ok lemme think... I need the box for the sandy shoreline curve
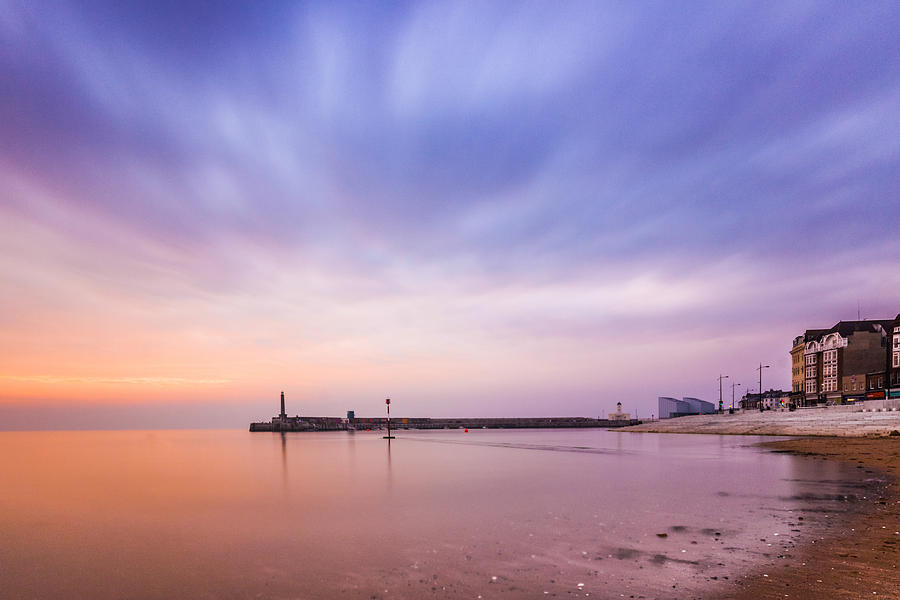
[621,410,900,599]
[709,436,900,600]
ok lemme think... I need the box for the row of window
[807,378,892,393]
[803,347,900,394]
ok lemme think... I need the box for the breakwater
[249,416,641,432]
[621,403,900,437]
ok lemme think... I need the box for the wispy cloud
[1,1,899,423]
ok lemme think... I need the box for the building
[249,391,310,431]
[790,330,826,407]
[740,390,790,410]
[890,314,900,400]
[801,320,892,405]
[790,336,804,400]
[657,396,714,419]
[608,402,631,421]
[682,397,716,414]
[658,397,688,419]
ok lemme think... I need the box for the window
[806,354,817,365]
[894,337,900,351]
[805,381,816,394]
[894,352,900,368]
[843,383,849,392]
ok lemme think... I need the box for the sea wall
[250,416,641,432]
[621,405,900,437]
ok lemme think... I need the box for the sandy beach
[714,436,900,600]
[621,410,900,599]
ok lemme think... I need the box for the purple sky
[1,1,899,429]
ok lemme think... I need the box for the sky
[1,1,899,429]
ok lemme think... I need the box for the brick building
[800,320,892,405]
[790,329,826,407]
[890,314,900,399]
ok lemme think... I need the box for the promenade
[623,402,900,437]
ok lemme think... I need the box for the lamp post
[731,382,741,411]
[757,363,770,411]
[718,374,729,413]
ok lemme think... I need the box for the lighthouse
[280,391,286,422]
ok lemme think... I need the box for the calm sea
[0,428,866,599]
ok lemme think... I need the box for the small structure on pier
[249,392,310,431]
[608,402,631,421]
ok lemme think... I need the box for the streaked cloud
[1,1,898,426]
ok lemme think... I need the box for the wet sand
[716,436,900,599]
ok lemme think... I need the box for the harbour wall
[621,404,900,437]
[249,416,641,432]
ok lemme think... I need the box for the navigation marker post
[383,398,395,440]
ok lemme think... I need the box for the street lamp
[757,363,770,411]
[718,374,729,413]
[731,382,741,411]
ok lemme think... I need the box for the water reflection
[386,436,393,493]
[0,429,869,600]
[280,431,287,492]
